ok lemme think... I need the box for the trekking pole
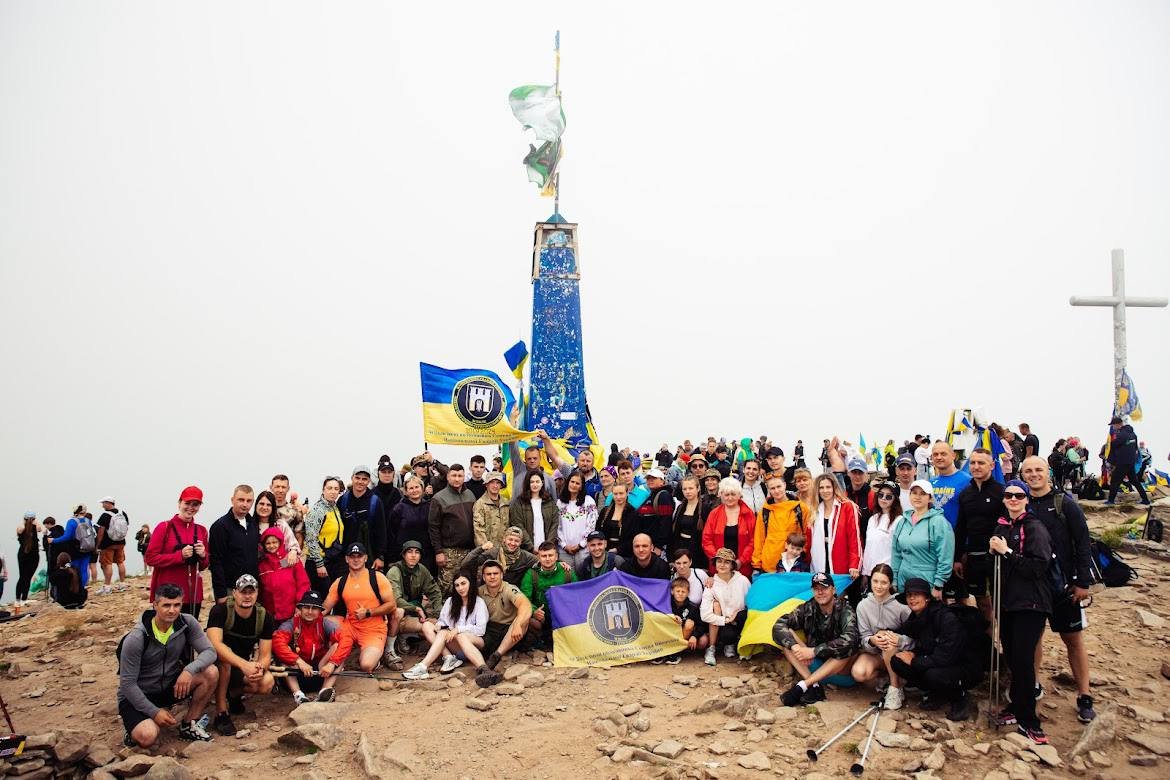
[987,554,1002,728]
[806,704,877,762]
[850,704,884,776]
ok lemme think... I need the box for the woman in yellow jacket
[304,477,345,591]
[752,474,812,576]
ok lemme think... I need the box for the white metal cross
[1069,248,1167,396]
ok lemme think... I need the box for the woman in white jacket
[403,573,489,680]
[851,563,913,709]
[700,547,752,666]
[861,484,901,582]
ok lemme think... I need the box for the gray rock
[632,714,651,732]
[503,664,528,681]
[517,670,545,688]
[465,697,494,711]
[86,744,118,767]
[106,754,161,777]
[22,734,56,751]
[1129,753,1158,766]
[876,731,912,748]
[91,771,118,780]
[277,723,344,752]
[745,728,766,743]
[753,707,775,724]
[179,741,212,759]
[1137,609,1165,628]
[494,683,525,695]
[1087,749,1112,767]
[1125,703,1166,722]
[923,746,945,771]
[1127,731,1170,756]
[568,667,589,679]
[592,719,623,738]
[353,733,380,776]
[722,719,746,731]
[719,676,743,689]
[652,739,685,759]
[620,702,641,716]
[383,739,417,772]
[693,696,727,714]
[143,758,195,780]
[813,700,858,731]
[723,691,772,717]
[1070,707,1117,757]
[8,759,45,776]
[288,702,353,726]
[671,675,699,686]
[1028,743,1062,767]
[610,746,634,763]
[737,752,771,770]
[707,742,729,755]
[238,743,259,753]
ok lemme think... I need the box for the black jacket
[901,600,963,672]
[618,486,674,556]
[1028,490,1092,590]
[1108,424,1139,465]
[387,498,432,565]
[208,511,260,600]
[954,478,1006,558]
[993,510,1053,614]
[618,555,672,579]
[338,489,386,563]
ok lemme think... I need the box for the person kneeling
[700,548,751,665]
[206,575,276,736]
[888,577,975,721]
[386,540,443,666]
[322,542,398,674]
[852,563,912,710]
[774,572,860,706]
[271,589,351,704]
[473,560,532,687]
[404,573,489,679]
[116,583,218,746]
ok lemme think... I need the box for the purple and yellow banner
[547,571,686,667]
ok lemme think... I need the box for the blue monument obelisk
[526,216,590,440]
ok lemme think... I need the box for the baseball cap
[765,447,784,458]
[910,479,934,495]
[903,577,932,596]
[713,547,737,563]
[345,542,368,556]
[1110,416,1124,425]
[646,468,666,480]
[179,485,203,503]
[586,530,606,542]
[847,458,868,473]
[703,471,721,481]
[401,539,423,553]
[411,455,429,468]
[484,471,505,485]
[352,465,372,477]
[377,455,394,472]
[297,590,325,609]
[896,454,914,467]
[100,496,115,504]
[234,574,259,591]
[1005,479,1030,496]
[811,572,835,589]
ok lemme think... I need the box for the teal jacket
[890,507,955,592]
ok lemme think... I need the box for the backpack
[223,599,268,643]
[75,519,97,554]
[107,510,130,543]
[1142,507,1164,544]
[1052,494,1105,594]
[947,603,991,674]
[336,567,386,613]
[1078,477,1104,502]
[1090,540,1138,587]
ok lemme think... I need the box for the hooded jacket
[272,614,351,668]
[144,516,210,605]
[752,499,809,573]
[994,510,1054,614]
[890,507,954,592]
[900,599,963,672]
[386,559,443,619]
[701,500,757,577]
[258,527,311,622]
[856,591,913,653]
[117,610,216,717]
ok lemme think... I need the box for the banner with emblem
[547,570,686,667]
[419,363,535,446]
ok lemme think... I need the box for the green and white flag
[508,84,566,142]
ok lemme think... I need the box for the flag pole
[553,29,561,217]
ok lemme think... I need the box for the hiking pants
[1001,610,1046,730]
[1107,464,1149,504]
[890,657,967,702]
[15,553,39,601]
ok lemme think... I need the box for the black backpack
[336,567,386,612]
[1078,477,1105,502]
[1090,540,1138,587]
[1142,508,1164,544]
[947,603,991,675]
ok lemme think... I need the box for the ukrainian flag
[738,572,853,658]
[547,570,686,667]
[419,363,534,446]
[1148,468,1169,489]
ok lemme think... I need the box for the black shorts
[962,554,992,598]
[118,688,178,732]
[1048,595,1085,634]
[482,622,510,655]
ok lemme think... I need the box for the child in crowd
[258,527,310,623]
[271,590,350,703]
[779,533,809,572]
[661,576,707,665]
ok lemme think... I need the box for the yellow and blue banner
[547,571,686,667]
[503,340,529,382]
[738,572,853,658]
[420,363,534,446]
[1116,369,1143,422]
[1148,468,1169,489]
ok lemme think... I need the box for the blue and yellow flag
[503,341,529,382]
[1116,369,1143,422]
[1148,468,1169,489]
[419,363,534,446]
[738,572,853,658]
[547,570,686,667]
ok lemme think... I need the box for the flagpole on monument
[553,29,562,219]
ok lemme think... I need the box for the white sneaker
[293,691,310,705]
[439,655,463,674]
[704,647,717,666]
[98,586,111,596]
[402,663,429,680]
[883,686,905,711]
[723,644,736,659]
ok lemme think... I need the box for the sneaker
[780,683,804,708]
[945,694,970,722]
[704,647,717,666]
[122,729,136,748]
[883,686,905,711]
[650,657,665,665]
[382,648,404,672]
[292,691,310,705]
[179,719,213,742]
[98,586,112,596]
[439,655,463,674]
[995,708,1018,727]
[402,663,429,680]
[316,687,335,703]
[474,666,502,688]
[1076,694,1096,723]
[212,712,236,737]
[723,644,736,659]
[919,694,942,711]
[1033,683,1044,701]
[227,695,245,715]
[486,652,502,670]
[1018,724,1049,745]
[664,654,682,665]
[799,684,826,705]
[1103,500,1117,506]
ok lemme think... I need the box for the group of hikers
[20,417,1154,751]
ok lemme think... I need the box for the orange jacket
[752,500,811,573]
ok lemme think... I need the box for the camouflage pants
[438,547,470,596]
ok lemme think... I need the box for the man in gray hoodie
[117,583,218,747]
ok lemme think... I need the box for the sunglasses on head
[1004,492,1027,500]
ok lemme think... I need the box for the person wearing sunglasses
[861,483,901,584]
[989,480,1054,746]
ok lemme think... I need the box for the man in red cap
[145,486,211,619]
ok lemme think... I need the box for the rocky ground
[2,497,1169,780]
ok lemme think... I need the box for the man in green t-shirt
[520,541,574,650]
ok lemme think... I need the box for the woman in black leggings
[15,512,41,603]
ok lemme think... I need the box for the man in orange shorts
[322,542,397,673]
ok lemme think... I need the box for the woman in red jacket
[810,474,862,577]
[258,527,309,623]
[701,477,756,577]
[144,485,211,619]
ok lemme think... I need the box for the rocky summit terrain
[2,498,1169,779]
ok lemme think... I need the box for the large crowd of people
[14,417,1160,750]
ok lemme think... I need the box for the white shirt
[530,498,545,548]
[862,511,900,575]
[680,567,710,604]
[897,484,914,514]
[811,500,842,575]
[700,571,751,626]
[437,597,488,636]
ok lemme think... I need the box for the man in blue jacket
[1105,417,1150,505]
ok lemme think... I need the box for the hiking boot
[945,694,970,722]
[316,687,335,703]
[213,712,236,736]
[995,708,1018,727]
[704,647,717,666]
[440,655,463,674]
[474,666,502,688]
[883,686,905,711]
[122,729,136,748]
[402,663,429,680]
[1033,683,1044,701]
[1103,500,1117,506]
[799,684,826,706]
[382,646,404,672]
[292,691,310,705]
[1018,724,1049,745]
[780,683,804,708]
[486,652,502,670]
[179,719,213,742]
[664,654,682,665]
[1076,694,1097,723]
[227,694,245,715]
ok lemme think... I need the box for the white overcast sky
[2,1,1168,562]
